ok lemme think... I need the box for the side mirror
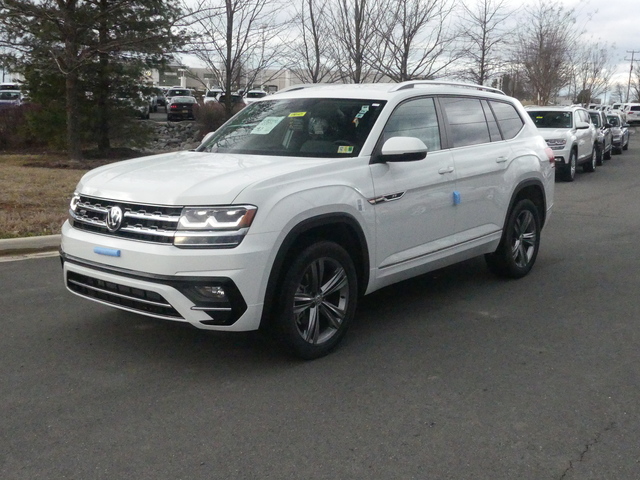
[604,123,612,128]
[375,136,428,163]
[575,121,590,130]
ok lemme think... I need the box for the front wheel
[560,150,577,182]
[485,199,541,279]
[275,241,358,359]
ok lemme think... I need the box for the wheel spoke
[293,292,314,314]
[303,306,320,343]
[321,267,347,297]
[320,300,345,330]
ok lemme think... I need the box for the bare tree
[456,0,513,86]
[515,0,579,105]
[286,0,338,84]
[631,60,640,102]
[329,0,381,83]
[368,0,457,82]
[187,0,286,115]
[569,42,614,105]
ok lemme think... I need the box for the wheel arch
[505,179,548,229]
[259,213,370,328]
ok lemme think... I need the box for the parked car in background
[167,95,197,121]
[588,109,613,164]
[166,87,194,105]
[155,90,167,110]
[526,105,597,182]
[203,88,223,104]
[218,93,246,108]
[611,102,624,111]
[0,90,23,107]
[606,111,630,154]
[61,80,555,359]
[243,90,268,104]
[622,103,640,124]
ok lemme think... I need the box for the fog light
[193,285,227,300]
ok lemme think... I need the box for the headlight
[174,205,257,248]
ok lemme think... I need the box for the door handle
[496,156,508,163]
[438,166,454,174]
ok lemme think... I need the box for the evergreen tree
[0,0,186,159]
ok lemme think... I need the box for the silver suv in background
[606,111,630,154]
[588,109,613,164]
[526,106,597,182]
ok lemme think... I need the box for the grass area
[0,154,92,239]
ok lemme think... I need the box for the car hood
[76,151,336,205]
[535,128,573,138]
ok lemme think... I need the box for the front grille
[70,195,183,244]
[67,271,182,319]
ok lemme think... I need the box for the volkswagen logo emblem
[106,206,123,232]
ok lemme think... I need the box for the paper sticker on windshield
[337,146,354,154]
[251,116,285,135]
[288,112,306,117]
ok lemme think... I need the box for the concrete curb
[0,234,61,257]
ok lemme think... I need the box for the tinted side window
[481,101,502,141]
[382,97,441,151]
[440,97,490,148]
[490,101,524,139]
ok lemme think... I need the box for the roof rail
[390,80,505,95]
[272,84,323,95]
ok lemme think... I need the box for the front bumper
[60,221,276,331]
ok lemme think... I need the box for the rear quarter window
[489,101,524,139]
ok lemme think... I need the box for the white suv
[526,105,597,182]
[61,81,555,359]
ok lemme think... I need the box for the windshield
[607,115,620,127]
[0,91,20,100]
[172,96,196,104]
[198,98,386,158]
[528,111,572,129]
[168,89,191,97]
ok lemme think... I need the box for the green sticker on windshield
[337,146,354,154]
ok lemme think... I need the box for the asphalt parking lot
[1,131,640,479]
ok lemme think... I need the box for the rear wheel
[595,144,603,166]
[485,199,541,279]
[275,241,358,359]
[583,147,596,172]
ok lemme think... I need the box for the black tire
[485,199,541,279]
[604,141,612,160]
[560,150,577,182]
[275,241,358,359]
[583,147,596,172]
[623,140,629,151]
[613,146,622,155]
[595,144,603,166]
